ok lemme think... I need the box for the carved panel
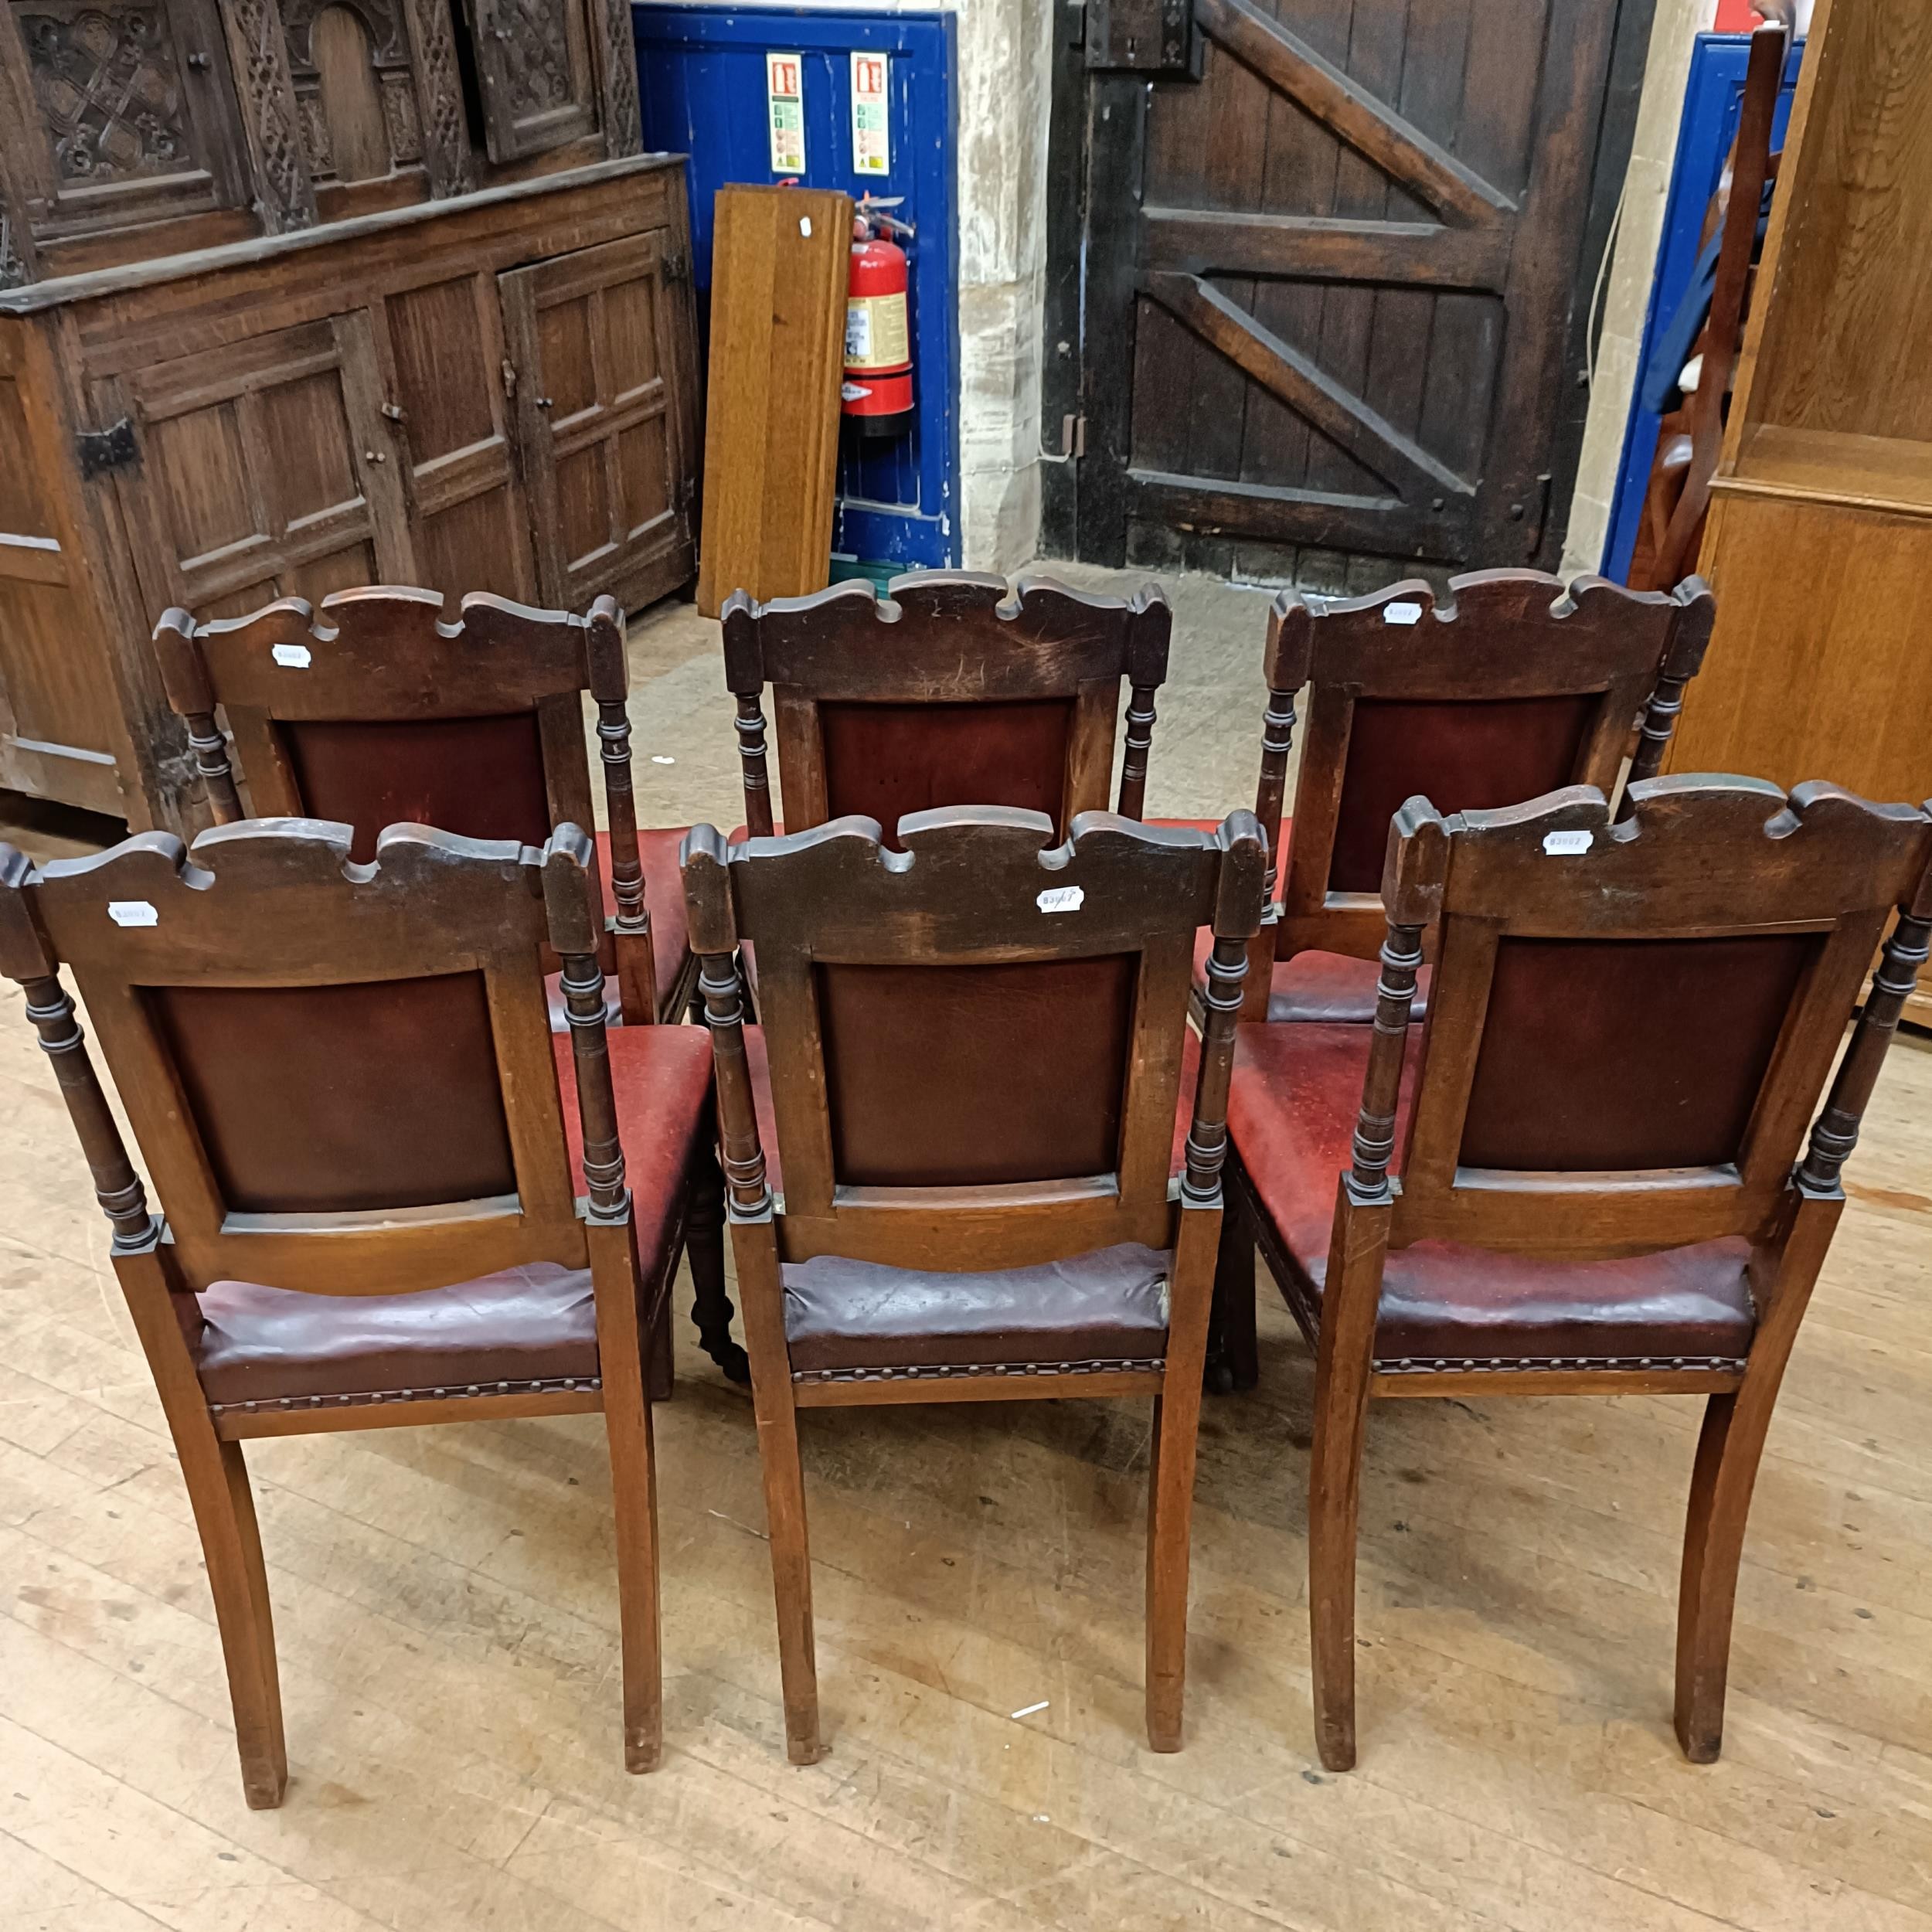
[471,0,595,164]
[379,66,418,159]
[280,0,417,183]
[497,0,571,121]
[219,0,317,230]
[397,0,469,195]
[16,2,196,188]
[0,204,27,286]
[594,0,636,158]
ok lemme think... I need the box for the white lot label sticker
[1037,886,1085,914]
[799,215,812,238]
[109,900,158,927]
[1383,600,1423,625]
[1543,828,1594,855]
[766,52,805,173]
[272,642,311,668]
[851,51,890,175]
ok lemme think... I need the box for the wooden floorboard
[2,571,1931,1929]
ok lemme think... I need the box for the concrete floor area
[3,566,1932,1932]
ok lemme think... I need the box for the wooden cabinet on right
[1665,0,1932,1026]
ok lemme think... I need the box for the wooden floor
[6,570,1932,1930]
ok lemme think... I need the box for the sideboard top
[0,154,686,318]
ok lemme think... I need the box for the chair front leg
[1307,1184,1388,1772]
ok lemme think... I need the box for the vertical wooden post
[151,612,246,825]
[1148,811,1265,1749]
[1625,576,1716,798]
[544,827,662,1770]
[1308,801,1444,1770]
[586,597,660,1023]
[722,594,777,838]
[681,824,821,1761]
[1115,585,1172,819]
[1242,594,1314,1018]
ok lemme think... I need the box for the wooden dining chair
[1213,570,1714,1026]
[1629,19,1788,594]
[0,818,723,1801]
[680,805,1267,1762]
[1218,774,1932,1770]
[722,572,1173,846]
[151,587,697,1027]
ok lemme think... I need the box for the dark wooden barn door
[1050,0,1638,582]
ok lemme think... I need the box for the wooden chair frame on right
[1230,570,1714,1025]
[1219,774,1932,1770]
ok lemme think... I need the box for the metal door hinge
[678,474,696,512]
[76,417,138,478]
[664,248,688,286]
[1086,0,1196,73]
[1043,413,1087,464]
[501,359,518,400]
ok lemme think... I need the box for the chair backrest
[152,585,631,866]
[1359,776,1932,1260]
[0,818,611,1300]
[681,809,1267,1270]
[720,572,1172,849]
[1634,19,1789,593]
[1259,570,1715,968]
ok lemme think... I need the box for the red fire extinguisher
[844,199,914,440]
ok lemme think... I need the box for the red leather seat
[189,1026,714,1416]
[1153,816,1433,1026]
[783,1244,1174,1378]
[1189,928,1434,1025]
[193,1264,600,1410]
[1228,1022,1757,1372]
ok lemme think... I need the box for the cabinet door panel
[372,267,536,603]
[112,311,413,619]
[5,0,251,239]
[0,328,126,814]
[499,230,693,611]
[468,0,597,163]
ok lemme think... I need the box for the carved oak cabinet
[0,0,699,826]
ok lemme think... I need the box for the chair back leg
[685,1129,749,1383]
[1675,1196,1836,1760]
[1208,1184,1260,1394]
[735,1220,824,1764]
[590,1217,665,1772]
[1145,1209,1219,1750]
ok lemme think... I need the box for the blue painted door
[632,5,961,572]
[1600,33,1804,581]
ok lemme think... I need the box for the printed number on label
[271,643,311,668]
[1543,828,1593,855]
[1037,886,1084,914]
[109,900,158,927]
[1383,600,1423,626]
